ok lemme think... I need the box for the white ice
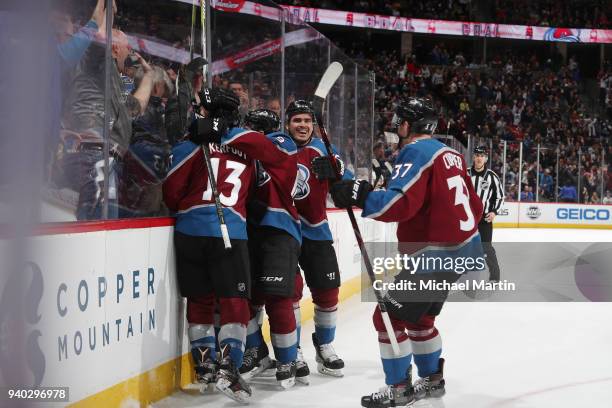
[154,229,612,408]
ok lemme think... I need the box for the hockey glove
[311,155,345,180]
[200,87,240,114]
[189,116,227,145]
[330,179,372,209]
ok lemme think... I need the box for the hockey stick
[198,0,231,249]
[313,62,401,356]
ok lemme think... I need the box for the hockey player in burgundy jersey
[328,98,484,408]
[163,88,298,403]
[285,100,353,382]
[238,109,301,389]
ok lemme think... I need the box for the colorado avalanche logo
[544,28,581,42]
[293,164,311,200]
[0,262,45,387]
[256,161,271,187]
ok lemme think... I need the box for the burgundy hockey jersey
[249,131,301,243]
[163,128,296,239]
[363,138,483,245]
[293,138,353,241]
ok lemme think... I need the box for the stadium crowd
[360,43,612,203]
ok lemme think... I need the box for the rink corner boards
[66,264,362,407]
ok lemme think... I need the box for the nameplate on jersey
[442,152,463,170]
[208,143,247,160]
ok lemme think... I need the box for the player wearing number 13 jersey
[327,97,483,408]
[162,88,297,403]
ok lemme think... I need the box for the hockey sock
[407,316,442,378]
[218,298,249,367]
[219,324,246,368]
[267,296,298,363]
[409,330,442,378]
[378,331,413,385]
[293,302,301,347]
[313,304,337,345]
[245,306,264,349]
[188,324,216,361]
[312,288,339,345]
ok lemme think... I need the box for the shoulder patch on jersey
[306,138,327,156]
[293,163,311,200]
[268,131,297,154]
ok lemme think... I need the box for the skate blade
[242,356,274,380]
[215,378,251,404]
[278,377,296,390]
[316,363,344,377]
[413,397,446,408]
[198,382,216,394]
[258,366,277,378]
[295,375,309,385]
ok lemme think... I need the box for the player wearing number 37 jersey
[327,97,483,408]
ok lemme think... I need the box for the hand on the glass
[92,0,116,35]
[134,52,152,74]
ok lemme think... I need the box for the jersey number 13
[202,158,246,207]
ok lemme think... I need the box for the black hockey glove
[311,155,345,180]
[189,116,227,145]
[200,87,240,114]
[329,179,372,209]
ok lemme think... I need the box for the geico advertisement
[520,203,612,225]
[0,228,179,401]
[556,206,610,222]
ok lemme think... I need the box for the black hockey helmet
[285,99,314,121]
[473,145,488,155]
[244,109,281,134]
[393,97,437,135]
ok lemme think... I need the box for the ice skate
[239,341,274,380]
[361,366,415,408]
[413,358,446,400]
[312,333,344,377]
[215,344,252,404]
[295,346,310,385]
[191,346,217,393]
[258,359,278,377]
[275,360,297,389]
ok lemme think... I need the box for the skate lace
[277,362,293,373]
[371,386,393,402]
[413,377,430,394]
[319,342,339,361]
[242,347,258,367]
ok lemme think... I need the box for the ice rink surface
[154,229,612,408]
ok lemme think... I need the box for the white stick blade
[314,62,343,99]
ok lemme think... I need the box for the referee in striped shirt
[468,146,504,281]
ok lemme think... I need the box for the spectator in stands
[559,185,578,202]
[521,185,535,202]
[539,168,554,198]
[266,97,282,116]
[61,14,155,219]
[229,80,250,115]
